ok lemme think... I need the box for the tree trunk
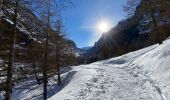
[148,0,158,27]
[5,0,19,100]
[55,18,62,85]
[32,60,41,85]
[57,62,61,85]
[43,1,50,99]
[151,13,158,27]
[43,51,48,100]
[43,27,48,100]
[56,45,61,85]
[0,0,4,22]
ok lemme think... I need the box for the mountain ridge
[84,0,170,63]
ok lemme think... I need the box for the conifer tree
[5,0,19,100]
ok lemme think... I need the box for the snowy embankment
[49,39,170,100]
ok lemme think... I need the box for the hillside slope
[84,0,170,61]
[49,39,170,100]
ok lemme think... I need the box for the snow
[5,18,14,24]
[11,76,62,100]
[17,26,31,35]
[1,39,170,100]
[139,29,151,34]
[49,39,170,100]
[49,64,161,100]
[0,11,4,17]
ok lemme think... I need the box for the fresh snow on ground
[1,39,170,100]
[49,39,170,100]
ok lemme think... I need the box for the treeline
[86,0,170,62]
[0,0,78,100]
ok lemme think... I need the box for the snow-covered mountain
[0,0,80,61]
[0,1,45,43]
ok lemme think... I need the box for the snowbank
[49,39,170,100]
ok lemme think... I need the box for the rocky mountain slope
[84,0,170,62]
[0,0,81,62]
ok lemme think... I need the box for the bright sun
[97,21,111,33]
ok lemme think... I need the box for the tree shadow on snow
[48,71,77,98]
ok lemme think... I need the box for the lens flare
[97,21,111,33]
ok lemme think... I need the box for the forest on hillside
[0,0,80,100]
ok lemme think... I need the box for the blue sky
[61,0,126,48]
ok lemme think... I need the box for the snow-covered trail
[49,62,161,100]
[50,39,170,100]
